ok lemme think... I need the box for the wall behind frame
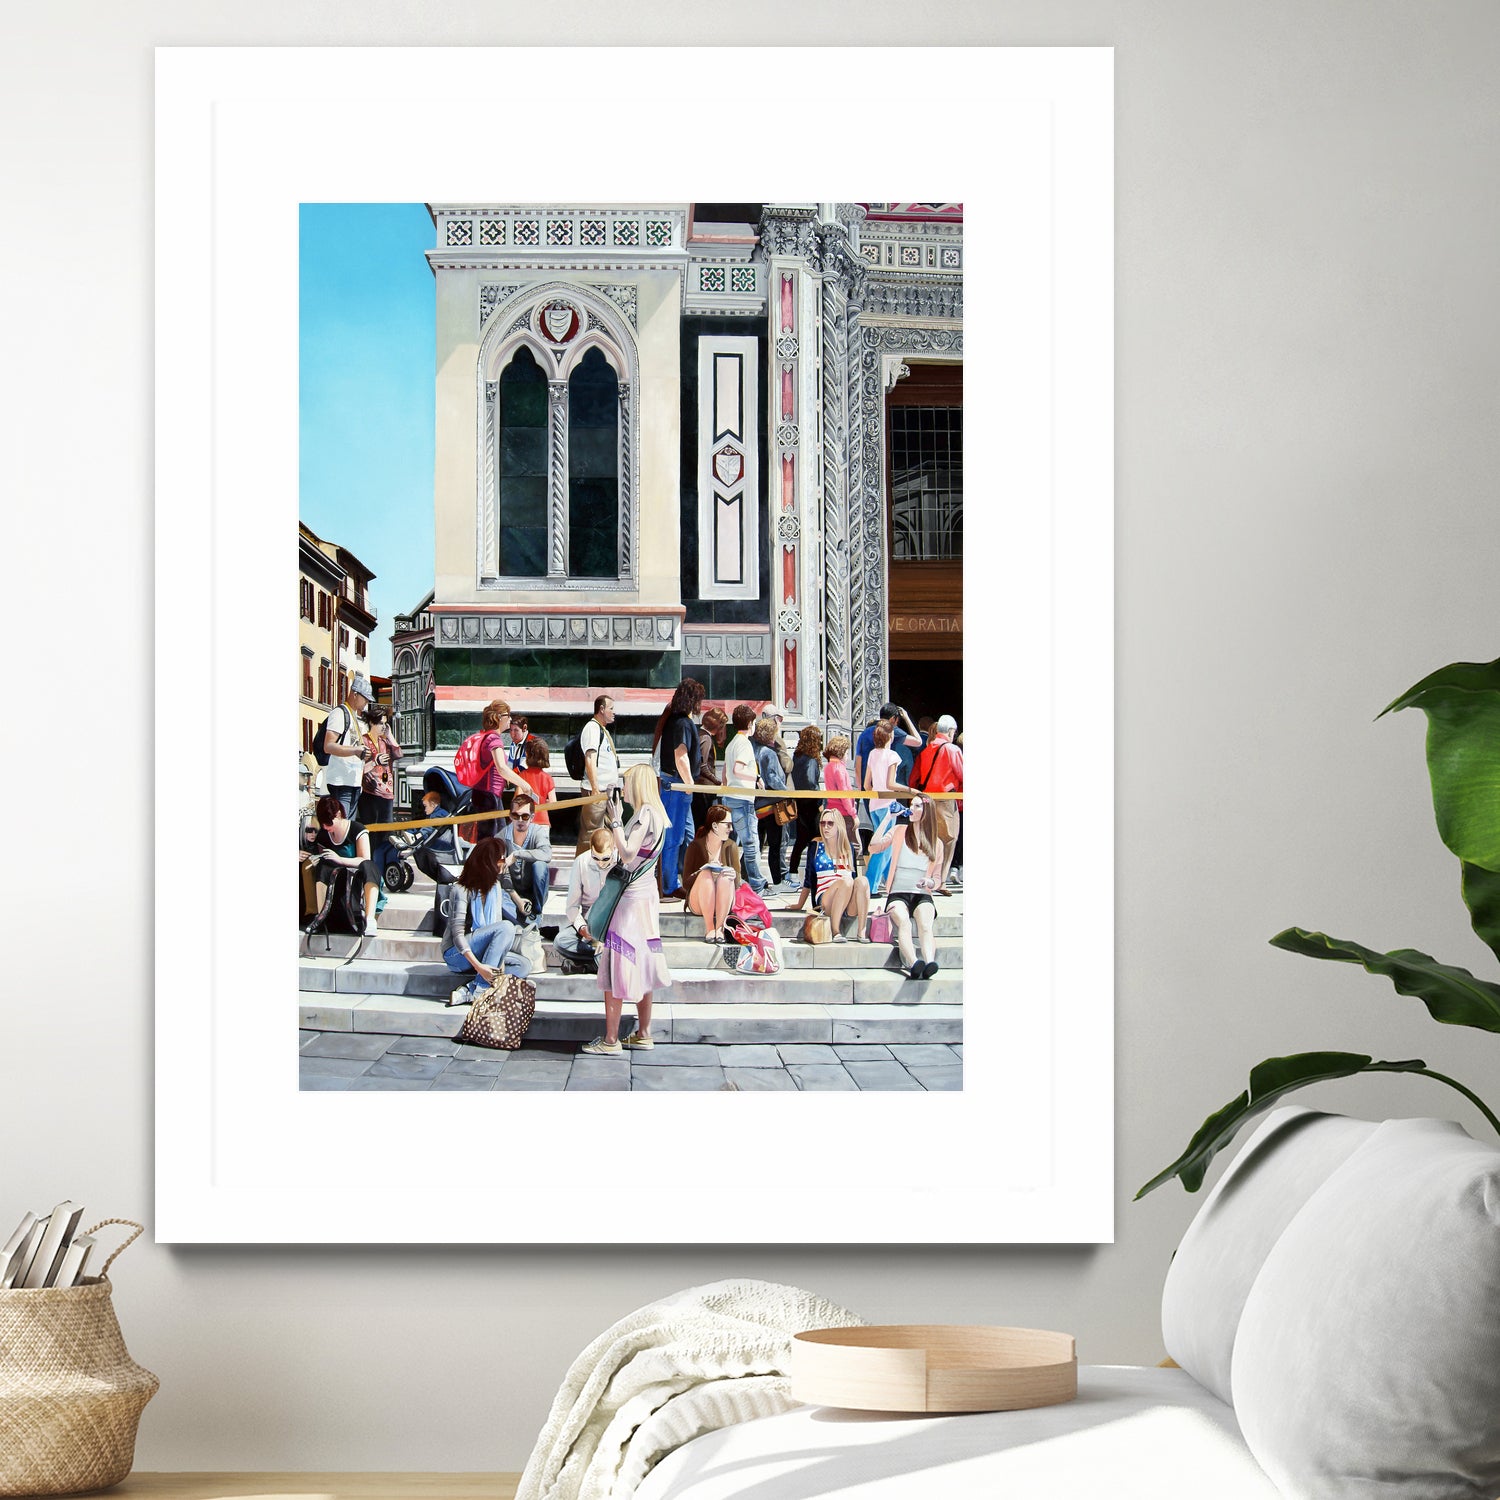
[4,0,1499,1471]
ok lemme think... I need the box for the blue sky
[300,203,434,676]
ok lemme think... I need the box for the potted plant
[1138,658,1500,1198]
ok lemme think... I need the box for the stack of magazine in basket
[1,1201,94,1289]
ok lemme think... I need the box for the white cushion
[1161,1106,1376,1402]
[636,1366,1280,1499]
[1232,1117,1500,1498]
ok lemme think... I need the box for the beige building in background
[299,522,379,752]
[297,522,342,754]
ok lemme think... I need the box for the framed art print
[155,46,1114,1243]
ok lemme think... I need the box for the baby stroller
[381,766,472,893]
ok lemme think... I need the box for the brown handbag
[801,912,833,945]
[455,974,536,1050]
[772,798,798,826]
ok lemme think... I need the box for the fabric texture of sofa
[637,1107,1500,1500]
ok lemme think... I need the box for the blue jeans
[444,920,527,995]
[726,797,768,891]
[325,783,360,817]
[659,775,694,892]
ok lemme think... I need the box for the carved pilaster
[481,380,498,578]
[820,277,853,737]
[548,381,568,577]
[617,382,633,579]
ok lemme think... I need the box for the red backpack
[453,731,491,788]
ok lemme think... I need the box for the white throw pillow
[1160,1106,1375,1403]
[1231,1116,1500,1498]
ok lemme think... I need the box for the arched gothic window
[498,346,549,577]
[478,286,637,590]
[567,347,620,578]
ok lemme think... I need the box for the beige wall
[9,0,1500,1474]
[434,267,682,607]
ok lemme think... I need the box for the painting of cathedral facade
[393,203,963,756]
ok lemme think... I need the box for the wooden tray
[790,1324,1077,1414]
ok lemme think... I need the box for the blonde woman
[583,761,673,1054]
[784,807,871,943]
[867,793,946,979]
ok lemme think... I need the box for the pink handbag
[868,909,894,944]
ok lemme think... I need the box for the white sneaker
[448,983,473,1007]
[364,917,379,939]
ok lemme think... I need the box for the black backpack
[564,722,611,783]
[310,705,350,769]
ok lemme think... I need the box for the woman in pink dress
[582,762,674,1055]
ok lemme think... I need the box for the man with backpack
[320,675,374,817]
[569,694,619,853]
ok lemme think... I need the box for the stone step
[373,888,967,939]
[300,956,964,1007]
[299,991,963,1046]
[302,929,965,972]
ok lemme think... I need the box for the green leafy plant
[1137,658,1500,1198]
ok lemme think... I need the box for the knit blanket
[516,1279,865,1500]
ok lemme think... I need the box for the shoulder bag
[801,911,833,945]
[456,974,536,1050]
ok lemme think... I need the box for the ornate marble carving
[775,334,798,358]
[617,382,633,580]
[863,277,963,321]
[481,381,498,576]
[775,422,799,448]
[595,285,639,329]
[436,613,681,651]
[681,629,771,667]
[776,513,800,542]
[820,279,853,734]
[777,607,802,637]
[548,382,568,577]
[479,284,524,328]
[758,207,818,260]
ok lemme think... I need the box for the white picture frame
[155,45,1114,1244]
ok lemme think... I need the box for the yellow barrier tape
[359,790,608,835]
[353,783,959,835]
[669,784,961,799]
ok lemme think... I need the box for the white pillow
[1160,1106,1376,1403]
[1232,1117,1500,1498]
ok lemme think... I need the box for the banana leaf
[1380,658,1500,873]
[1461,862,1500,966]
[1137,1053,1439,1199]
[1269,927,1500,1033]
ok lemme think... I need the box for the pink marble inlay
[783,642,797,712]
[782,544,797,607]
[781,365,794,420]
[780,272,794,334]
[781,454,795,511]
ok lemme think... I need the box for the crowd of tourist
[300,675,963,1052]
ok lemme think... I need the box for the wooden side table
[100,1477,521,1499]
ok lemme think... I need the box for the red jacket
[912,735,963,810]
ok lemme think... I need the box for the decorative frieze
[436,613,681,650]
[681,629,772,667]
[863,277,963,321]
[435,206,685,258]
[697,336,760,601]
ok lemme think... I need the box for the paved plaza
[299,1032,963,1092]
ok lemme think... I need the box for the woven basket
[0,1221,159,1497]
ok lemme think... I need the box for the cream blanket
[516,1279,865,1500]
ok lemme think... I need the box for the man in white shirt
[553,828,615,973]
[321,675,373,817]
[575,694,620,853]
